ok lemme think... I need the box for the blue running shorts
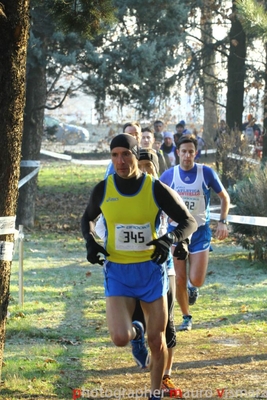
[187,224,212,254]
[103,260,169,302]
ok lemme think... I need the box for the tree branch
[35,86,72,111]
[44,86,71,110]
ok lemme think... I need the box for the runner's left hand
[173,239,189,260]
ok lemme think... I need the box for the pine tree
[81,0,191,118]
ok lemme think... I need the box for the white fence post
[18,225,24,306]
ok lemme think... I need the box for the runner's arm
[81,181,105,241]
[154,180,197,242]
[203,166,230,240]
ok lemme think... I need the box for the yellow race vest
[101,174,160,263]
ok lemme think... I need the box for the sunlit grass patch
[38,163,106,194]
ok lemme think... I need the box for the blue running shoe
[131,321,150,369]
[177,315,192,331]
[188,286,199,305]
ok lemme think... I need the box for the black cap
[110,133,139,159]
[138,148,159,174]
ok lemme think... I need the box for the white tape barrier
[207,148,260,165]
[228,152,260,165]
[206,149,216,154]
[18,160,41,189]
[40,149,72,160]
[18,154,110,190]
[18,167,40,189]
[20,160,40,167]
[40,148,109,165]
[35,148,264,228]
[210,213,267,227]
[71,158,110,165]
[41,147,261,166]
[207,149,260,165]
[210,204,236,211]
[41,148,217,159]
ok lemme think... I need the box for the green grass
[4,231,108,399]
[2,162,267,399]
[35,163,106,232]
[37,162,106,193]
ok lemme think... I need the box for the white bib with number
[170,164,207,227]
[115,222,152,251]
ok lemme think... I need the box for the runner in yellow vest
[81,134,197,400]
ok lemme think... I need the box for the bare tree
[201,0,220,146]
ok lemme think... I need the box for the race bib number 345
[115,223,152,251]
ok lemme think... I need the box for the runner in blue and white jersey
[160,134,230,331]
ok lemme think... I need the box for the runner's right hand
[86,236,109,265]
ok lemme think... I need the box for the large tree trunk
[0,1,30,379]
[201,0,219,147]
[226,3,246,131]
[16,65,47,227]
[16,4,51,228]
[223,2,246,187]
